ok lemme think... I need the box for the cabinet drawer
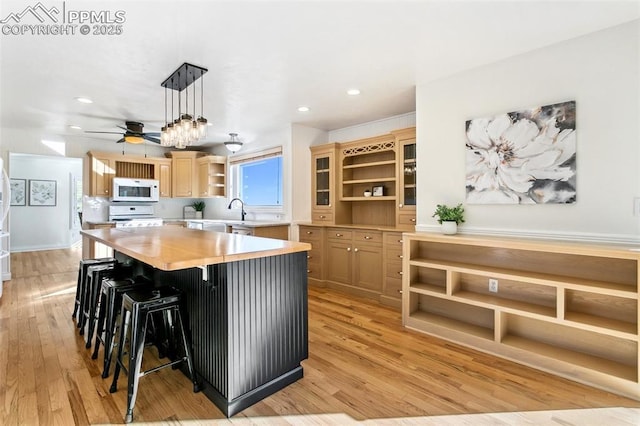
[398,213,417,226]
[353,230,382,245]
[383,232,404,247]
[307,261,322,280]
[299,226,323,243]
[386,261,403,279]
[385,249,404,263]
[312,211,333,223]
[327,228,353,240]
[306,248,323,264]
[384,277,403,298]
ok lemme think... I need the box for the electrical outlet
[489,278,498,293]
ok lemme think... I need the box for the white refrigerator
[0,158,10,298]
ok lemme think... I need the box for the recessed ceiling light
[297,106,310,112]
[347,89,361,96]
[75,97,93,104]
[68,125,82,130]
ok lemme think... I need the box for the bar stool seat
[91,278,152,378]
[110,287,200,423]
[72,258,116,319]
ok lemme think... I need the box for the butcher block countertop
[81,226,311,271]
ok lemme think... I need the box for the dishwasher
[187,221,227,232]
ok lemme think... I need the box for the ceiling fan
[85,121,161,144]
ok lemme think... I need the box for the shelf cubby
[564,289,637,336]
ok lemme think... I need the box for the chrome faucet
[227,198,246,221]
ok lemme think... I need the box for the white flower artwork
[465,101,576,204]
[29,179,57,206]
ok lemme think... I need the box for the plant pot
[441,221,457,235]
[195,211,203,219]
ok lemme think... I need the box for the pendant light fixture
[224,133,243,152]
[160,63,208,148]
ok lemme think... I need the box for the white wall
[328,112,416,143]
[9,153,83,251]
[416,20,639,243]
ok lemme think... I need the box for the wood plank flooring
[1,247,639,425]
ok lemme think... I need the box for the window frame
[228,146,284,213]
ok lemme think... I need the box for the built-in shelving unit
[402,232,640,400]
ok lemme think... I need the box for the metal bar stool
[78,263,116,344]
[91,278,152,378]
[72,257,116,319]
[109,287,200,423]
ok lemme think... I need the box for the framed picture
[372,185,384,197]
[10,179,26,206]
[29,179,57,206]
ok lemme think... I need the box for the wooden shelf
[564,312,637,338]
[342,196,397,201]
[409,310,494,341]
[343,177,396,185]
[409,282,446,295]
[502,335,637,381]
[343,160,396,169]
[403,233,640,400]
[409,258,637,298]
[453,290,556,318]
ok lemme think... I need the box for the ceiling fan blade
[145,132,161,137]
[143,135,161,144]
[85,131,124,135]
[116,125,130,132]
[116,138,126,143]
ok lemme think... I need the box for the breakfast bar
[80,226,311,417]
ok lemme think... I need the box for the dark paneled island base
[117,251,309,417]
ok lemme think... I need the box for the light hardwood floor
[1,247,639,425]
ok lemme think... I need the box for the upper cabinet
[85,151,226,199]
[197,155,227,198]
[392,127,417,228]
[310,144,350,225]
[166,151,227,198]
[309,127,416,229]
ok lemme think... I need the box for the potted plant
[432,203,465,235]
[192,200,206,219]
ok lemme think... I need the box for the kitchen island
[81,226,311,417]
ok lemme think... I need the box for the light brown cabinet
[382,232,404,307]
[155,159,172,198]
[310,144,349,225]
[88,154,114,197]
[197,155,226,197]
[393,128,417,228]
[299,226,325,282]
[324,227,383,299]
[166,151,227,198]
[402,232,640,400]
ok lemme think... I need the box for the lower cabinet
[301,225,399,307]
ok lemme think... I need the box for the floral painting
[465,101,576,204]
[10,178,26,206]
[29,179,57,206]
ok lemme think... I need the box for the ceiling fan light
[124,135,144,144]
[224,133,243,153]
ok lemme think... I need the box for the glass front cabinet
[310,144,337,224]
[393,128,417,228]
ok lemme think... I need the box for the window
[230,147,283,208]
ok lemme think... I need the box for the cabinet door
[326,240,352,284]
[198,160,210,197]
[398,138,417,211]
[92,157,114,196]
[353,244,383,291]
[173,157,194,197]
[312,149,334,215]
[158,162,172,197]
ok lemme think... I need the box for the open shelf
[410,258,637,298]
[343,160,396,169]
[342,196,396,201]
[453,291,556,318]
[408,310,494,341]
[403,233,640,400]
[343,177,396,185]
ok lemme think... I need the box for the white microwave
[111,178,159,202]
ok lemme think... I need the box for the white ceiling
[1,1,638,149]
